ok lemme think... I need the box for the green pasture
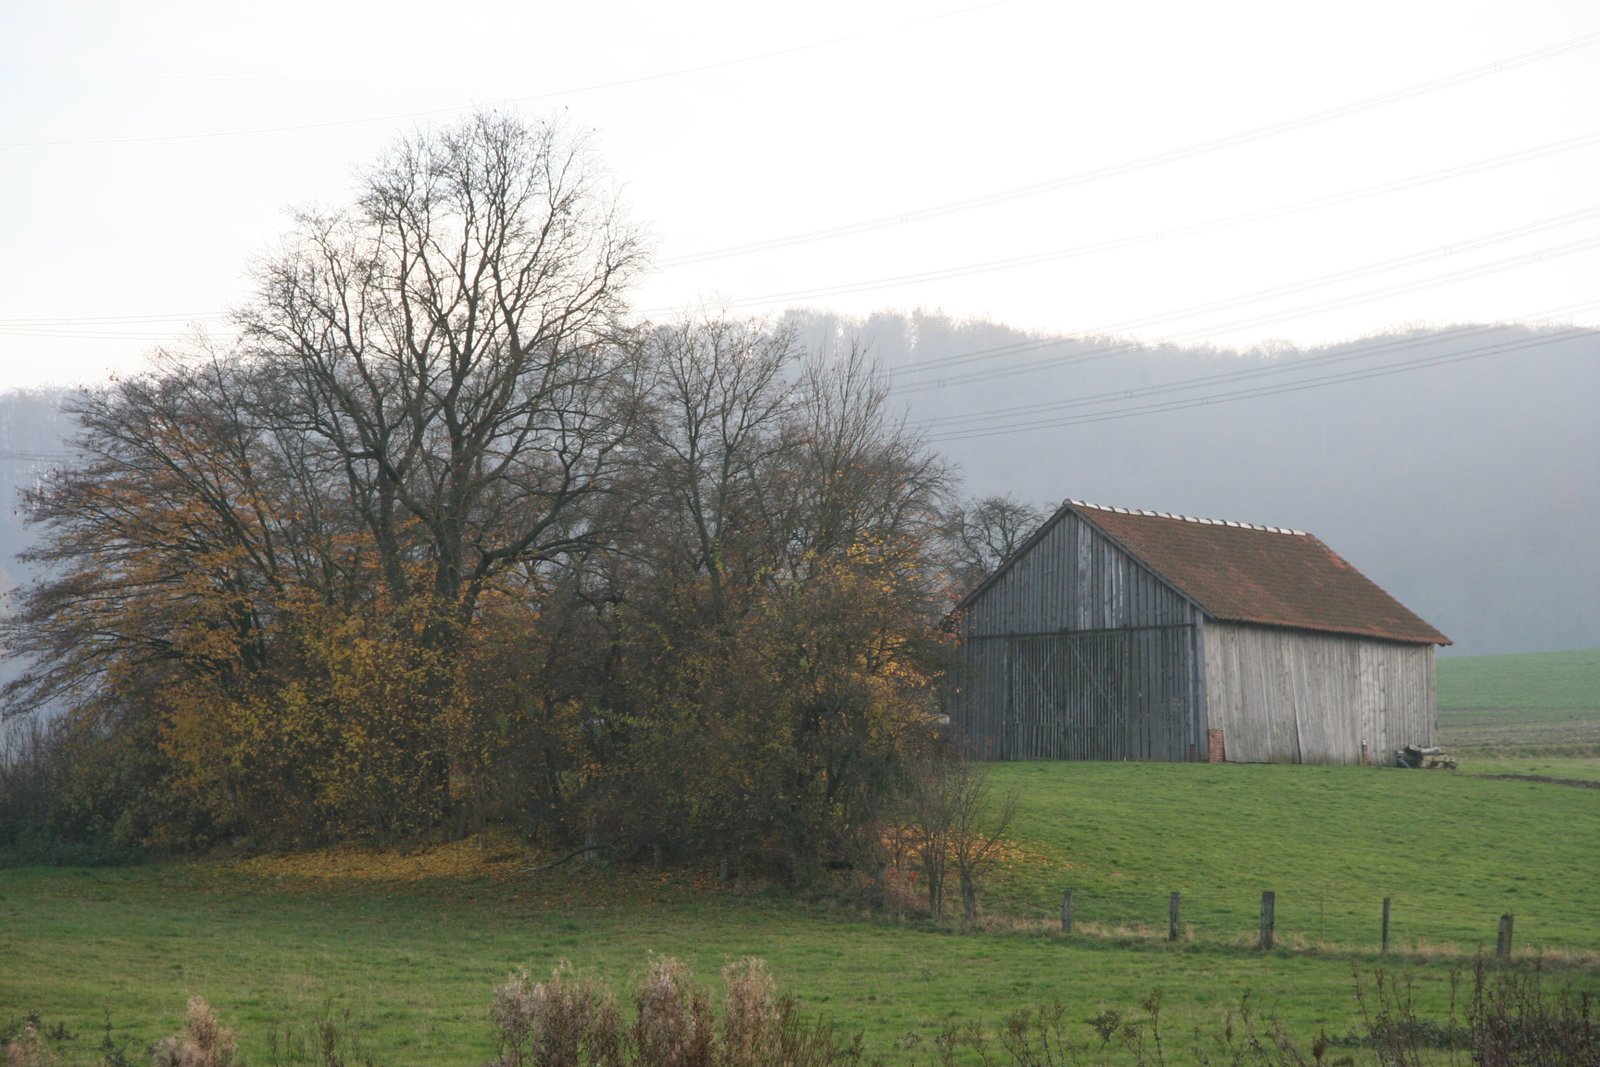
[0,856,1552,1067]
[7,650,1600,1064]
[980,761,1600,954]
[1435,646,1600,711]
[1436,647,1600,763]
[7,758,1600,1064]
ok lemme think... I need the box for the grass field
[0,853,1485,1066]
[982,761,1600,953]
[1436,647,1600,767]
[7,649,1599,1064]
[7,758,1600,1065]
[1436,647,1600,711]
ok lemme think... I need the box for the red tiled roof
[1072,502,1451,645]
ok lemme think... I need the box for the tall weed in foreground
[490,962,624,1067]
[487,956,870,1067]
[150,998,237,1067]
[1468,957,1597,1066]
[631,957,713,1067]
[895,959,1597,1066]
[7,955,1595,1065]
[1348,957,1598,1066]
[4,1014,64,1067]
[717,959,779,1067]
[261,1003,376,1067]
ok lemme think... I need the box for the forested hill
[3,316,1596,657]
[788,311,1599,657]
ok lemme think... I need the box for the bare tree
[903,753,1015,922]
[950,760,1015,923]
[777,343,953,583]
[632,314,799,624]
[941,494,1045,594]
[240,111,648,646]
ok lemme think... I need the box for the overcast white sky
[3,0,1598,391]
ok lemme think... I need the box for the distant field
[1436,705,1600,755]
[7,759,1600,1065]
[1436,646,1600,710]
[1435,647,1600,759]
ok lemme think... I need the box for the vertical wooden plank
[1062,889,1074,933]
[1169,892,1181,941]
[1004,635,1015,761]
[1259,891,1276,950]
[1382,897,1391,953]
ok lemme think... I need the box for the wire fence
[1033,885,1600,959]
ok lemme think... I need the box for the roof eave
[1211,615,1452,646]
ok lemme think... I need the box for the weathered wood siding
[1202,622,1436,764]
[952,510,1207,760]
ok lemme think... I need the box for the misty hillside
[3,317,1596,658]
[789,310,1599,657]
[0,389,76,692]
[0,388,75,586]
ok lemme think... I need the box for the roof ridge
[1068,499,1307,537]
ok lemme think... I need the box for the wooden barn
[948,500,1451,764]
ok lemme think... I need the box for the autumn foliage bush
[157,599,457,846]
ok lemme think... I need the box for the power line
[889,206,1600,378]
[0,312,230,344]
[1063,209,1600,340]
[13,32,1597,343]
[889,227,1600,394]
[927,327,1595,443]
[1,1,1011,149]
[647,130,1600,313]
[76,131,1589,336]
[660,28,1600,266]
[912,303,1600,431]
[0,312,227,325]
[0,327,210,342]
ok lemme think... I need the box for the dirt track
[1484,773,1600,790]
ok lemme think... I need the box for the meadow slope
[6,758,1599,1065]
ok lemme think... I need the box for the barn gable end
[950,505,1209,761]
[951,500,1449,765]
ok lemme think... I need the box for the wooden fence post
[1061,889,1074,934]
[1169,892,1181,941]
[1382,897,1391,954]
[1259,891,1276,950]
[1497,913,1514,959]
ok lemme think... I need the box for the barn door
[1060,630,1131,760]
[1004,631,1136,759]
